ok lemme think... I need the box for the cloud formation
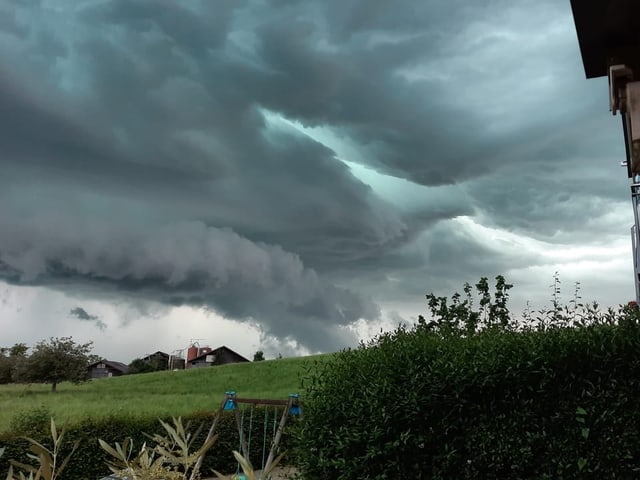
[69,306,106,331]
[0,214,379,350]
[0,0,635,355]
[69,307,98,322]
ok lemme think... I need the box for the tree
[253,350,265,362]
[146,356,169,372]
[9,343,28,357]
[86,354,104,365]
[14,337,93,392]
[0,343,28,384]
[0,353,12,384]
[128,358,155,374]
[127,356,167,374]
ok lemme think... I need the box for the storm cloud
[69,307,98,322]
[69,306,106,331]
[0,215,379,350]
[0,0,635,356]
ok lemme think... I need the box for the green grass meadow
[0,355,330,433]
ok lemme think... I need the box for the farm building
[87,360,129,379]
[141,351,169,364]
[141,350,178,370]
[187,345,250,368]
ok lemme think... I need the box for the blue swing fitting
[289,393,301,415]
[224,391,237,410]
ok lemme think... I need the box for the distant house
[88,360,129,379]
[188,346,250,368]
[141,351,169,364]
[140,351,171,370]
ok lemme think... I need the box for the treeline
[1,340,270,388]
[0,343,27,385]
[0,338,175,388]
[0,337,92,391]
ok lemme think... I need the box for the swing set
[189,391,302,480]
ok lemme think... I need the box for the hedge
[0,406,293,479]
[294,316,640,479]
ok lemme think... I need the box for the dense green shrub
[127,357,168,374]
[0,406,290,479]
[294,277,640,479]
[8,405,52,436]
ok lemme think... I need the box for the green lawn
[0,355,331,433]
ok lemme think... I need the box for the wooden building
[87,360,129,379]
[187,346,250,368]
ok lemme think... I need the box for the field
[0,355,330,433]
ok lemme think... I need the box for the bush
[9,405,52,436]
[128,357,168,374]
[294,277,640,479]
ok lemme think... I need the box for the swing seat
[289,393,301,415]
[224,391,237,410]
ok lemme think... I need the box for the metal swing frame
[189,392,302,480]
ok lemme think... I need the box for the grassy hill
[0,354,330,433]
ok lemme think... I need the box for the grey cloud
[464,132,630,242]
[0,5,29,38]
[69,307,97,321]
[69,306,107,331]
[80,0,236,53]
[0,28,409,258]
[0,216,379,351]
[386,310,410,328]
[0,0,632,352]
[77,0,572,187]
[225,0,599,188]
[327,218,548,310]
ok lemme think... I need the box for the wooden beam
[570,0,640,78]
[233,397,292,406]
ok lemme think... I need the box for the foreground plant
[6,418,78,480]
[99,416,217,480]
[212,450,285,480]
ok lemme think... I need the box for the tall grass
[0,355,329,433]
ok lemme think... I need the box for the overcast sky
[0,0,634,363]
